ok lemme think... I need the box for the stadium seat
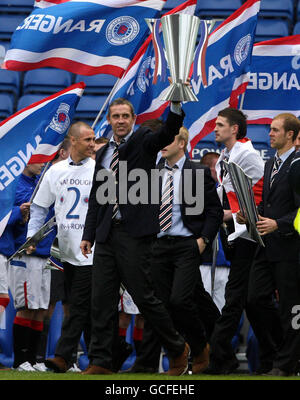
[246,124,270,145]
[162,0,186,13]
[17,94,46,111]
[0,41,9,64]
[0,70,21,100]
[0,0,34,14]
[258,0,294,22]
[0,93,14,120]
[75,74,118,95]
[254,18,290,42]
[293,21,300,34]
[197,0,243,19]
[23,68,73,94]
[74,95,107,125]
[0,14,27,41]
[297,0,300,20]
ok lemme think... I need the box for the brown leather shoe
[81,365,113,375]
[45,356,68,373]
[167,342,190,376]
[192,343,210,374]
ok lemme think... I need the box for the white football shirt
[33,158,95,266]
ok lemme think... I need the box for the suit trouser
[247,247,300,372]
[88,223,186,370]
[135,236,209,369]
[210,237,258,363]
[55,263,92,363]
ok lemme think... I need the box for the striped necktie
[110,141,122,219]
[159,165,178,232]
[270,156,282,188]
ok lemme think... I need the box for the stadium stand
[0,0,34,14]
[74,95,107,125]
[23,68,73,94]
[0,93,14,120]
[197,0,243,18]
[254,18,290,42]
[0,69,20,100]
[17,93,46,110]
[293,20,300,34]
[75,74,118,96]
[258,0,294,23]
[0,14,27,41]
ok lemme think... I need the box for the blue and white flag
[0,82,85,237]
[3,0,166,77]
[184,0,260,155]
[242,35,300,125]
[95,0,197,138]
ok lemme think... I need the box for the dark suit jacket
[82,110,184,244]
[258,150,300,262]
[158,158,223,244]
[288,153,300,195]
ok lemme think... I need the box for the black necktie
[159,165,178,232]
[270,156,282,188]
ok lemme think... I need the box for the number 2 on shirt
[66,187,80,219]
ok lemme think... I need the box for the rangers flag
[0,82,85,237]
[242,35,300,124]
[3,0,166,77]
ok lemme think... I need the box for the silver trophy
[224,161,264,247]
[147,14,200,102]
[161,13,200,101]
[8,215,57,261]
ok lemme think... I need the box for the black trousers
[55,263,92,364]
[247,246,300,372]
[88,223,185,370]
[135,236,219,369]
[210,237,258,363]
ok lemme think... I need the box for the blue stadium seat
[0,41,9,64]
[17,94,46,111]
[75,74,118,95]
[246,124,270,145]
[0,14,27,41]
[23,68,73,94]
[162,0,186,13]
[0,70,21,99]
[197,0,243,18]
[0,0,34,13]
[258,0,294,22]
[74,95,107,125]
[0,94,14,120]
[297,0,300,20]
[254,18,289,42]
[293,21,300,34]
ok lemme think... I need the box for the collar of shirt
[68,156,90,166]
[109,128,134,147]
[275,146,295,164]
[164,155,186,171]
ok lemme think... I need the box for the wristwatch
[200,236,210,245]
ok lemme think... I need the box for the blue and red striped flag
[242,35,300,125]
[3,0,166,77]
[0,82,85,237]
